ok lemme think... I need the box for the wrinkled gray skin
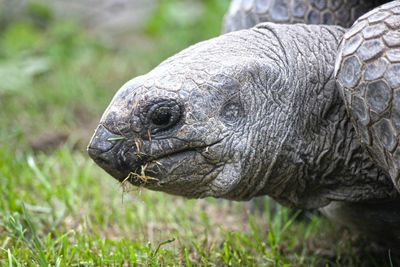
[217,0,400,248]
[88,23,397,207]
[88,1,400,247]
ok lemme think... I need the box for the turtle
[87,0,400,247]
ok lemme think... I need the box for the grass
[0,1,397,266]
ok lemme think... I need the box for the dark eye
[151,106,172,126]
[146,100,182,133]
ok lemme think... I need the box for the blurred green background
[0,1,396,266]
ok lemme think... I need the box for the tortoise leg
[336,1,400,191]
[321,200,400,249]
[222,0,388,33]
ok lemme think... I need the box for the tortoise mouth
[123,147,207,187]
[124,137,224,186]
[88,124,223,187]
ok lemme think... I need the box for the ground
[0,1,398,266]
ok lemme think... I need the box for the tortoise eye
[146,99,182,133]
[151,106,173,126]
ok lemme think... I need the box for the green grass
[0,1,397,266]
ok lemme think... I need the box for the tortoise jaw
[88,124,224,188]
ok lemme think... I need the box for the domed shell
[335,1,400,190]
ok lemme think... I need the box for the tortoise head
[87,41,269,199]
[88,23,347,206]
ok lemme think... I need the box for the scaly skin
[327,2,400,246]
[88,23,398,210]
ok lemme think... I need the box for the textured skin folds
[220,0,400,246]
[336,1,400,191]
[88,23,397,210]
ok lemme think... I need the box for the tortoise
[87,0,400,247]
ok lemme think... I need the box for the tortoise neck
[223,24,397,207]
[262,77,398,209]
[250,24,397,207]
[300,93,397,207]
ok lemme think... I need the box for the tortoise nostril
[88,124,118,154]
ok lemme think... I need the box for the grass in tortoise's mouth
[121,139,223,188]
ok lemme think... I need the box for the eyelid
[139,98,184,135]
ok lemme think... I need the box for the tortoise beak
[87,124,130,180]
